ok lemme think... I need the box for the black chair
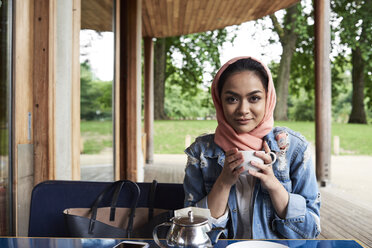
[28,180,185,237]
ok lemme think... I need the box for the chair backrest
[28,180,185,237]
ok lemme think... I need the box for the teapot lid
[174,210,209,227]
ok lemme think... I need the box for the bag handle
[88,180,140,237]
[148,180,158,221]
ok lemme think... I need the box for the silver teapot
[153,210,223,248]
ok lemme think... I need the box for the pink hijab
[212,56,276,151]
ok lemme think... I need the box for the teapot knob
[188,210,194,222]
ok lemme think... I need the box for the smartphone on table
[112,241,150,248]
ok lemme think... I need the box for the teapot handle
[153,222,171,248]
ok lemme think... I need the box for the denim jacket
[183,126,321,239]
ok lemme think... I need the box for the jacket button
[232,209,237,213]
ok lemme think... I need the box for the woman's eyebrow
[247,90,264,96]
[224,90,263,96]
[224,90,239,96]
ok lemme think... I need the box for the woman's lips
[235,118,253,125]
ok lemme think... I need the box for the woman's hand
[248,141,279,191]
[218,148,244,187]
[249,141,289,219]
[207,148,243,218]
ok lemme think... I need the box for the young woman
[183,56,321,239]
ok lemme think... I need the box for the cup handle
[269,151,277,165]
[153,222,171,248]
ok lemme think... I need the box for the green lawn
[80,120,113,154]
[275,121,372,155]
[80,120,372,155]
[0,128,9,156]
[154,120,218,154]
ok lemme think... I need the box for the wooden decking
[318,187,372,248]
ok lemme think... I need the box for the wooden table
[0,237,365,248]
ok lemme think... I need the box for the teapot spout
[207,227,225,245]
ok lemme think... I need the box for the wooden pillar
[144,37,154,164]
[71,0,81,180]
[314,0,331,186]
[114,0,120,181]
[33,0,56,184]
[13,0,35,235]
[117,0,142,181]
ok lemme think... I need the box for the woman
[183,56,321,239]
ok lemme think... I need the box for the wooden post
[333,136,340,155]
[114,0,120,181]
[14,0,39,236]
[144,37,154,164]
[33,0,56,184]
[314,0,332,186]
[117,0,142,181]
[71,0,81,180]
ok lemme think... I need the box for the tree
[154,38,167,120]
[80,61,107,120]
[331,0,372,124]
[269,3,309,120]
[153,29,235,120]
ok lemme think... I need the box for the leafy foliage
[165,30,232,95]
[80,61,112,120]
[288,3,315,98]
[270,0,372,123]
[331,0,372,110]
[164,83,214,119]
[288,89,315,121]
[155,29,236,119]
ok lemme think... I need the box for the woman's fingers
[225,149,243,169]
[263,141,270,153]
[220,148,244,186]
[248,167,262,178]
[250,160,266,171]
[234,165,245,175]
[254,151,272,164]
[225,148,238,156]
[230,156,244,171]
[255,141,274,164]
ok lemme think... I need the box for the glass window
[80,1,114,181]
[0,0,13,236]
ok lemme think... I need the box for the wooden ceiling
[81,0,299,37]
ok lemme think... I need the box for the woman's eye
[249,95,261,102]
[226,96,238,103]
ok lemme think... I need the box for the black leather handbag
[64,180,140,238]
[132,180,173,238]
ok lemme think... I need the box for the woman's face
[221,70,266,134]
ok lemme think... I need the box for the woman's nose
[237,100,250,115]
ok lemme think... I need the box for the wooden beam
[314,0,331,186]
[118,0,142,181]
[33,0,56,184]
[144,37,154,164]
[13,0,35,236]
[71,0,81,180]
[114,0,120,180]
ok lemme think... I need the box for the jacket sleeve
[273,144,321,239]
[183,146,208,207]
[183,146,230,231]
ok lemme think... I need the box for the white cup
[238,150,277,173]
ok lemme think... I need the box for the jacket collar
[264,129,280,153]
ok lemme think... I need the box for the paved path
[80,153,372,209]
[326,155,372,210]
